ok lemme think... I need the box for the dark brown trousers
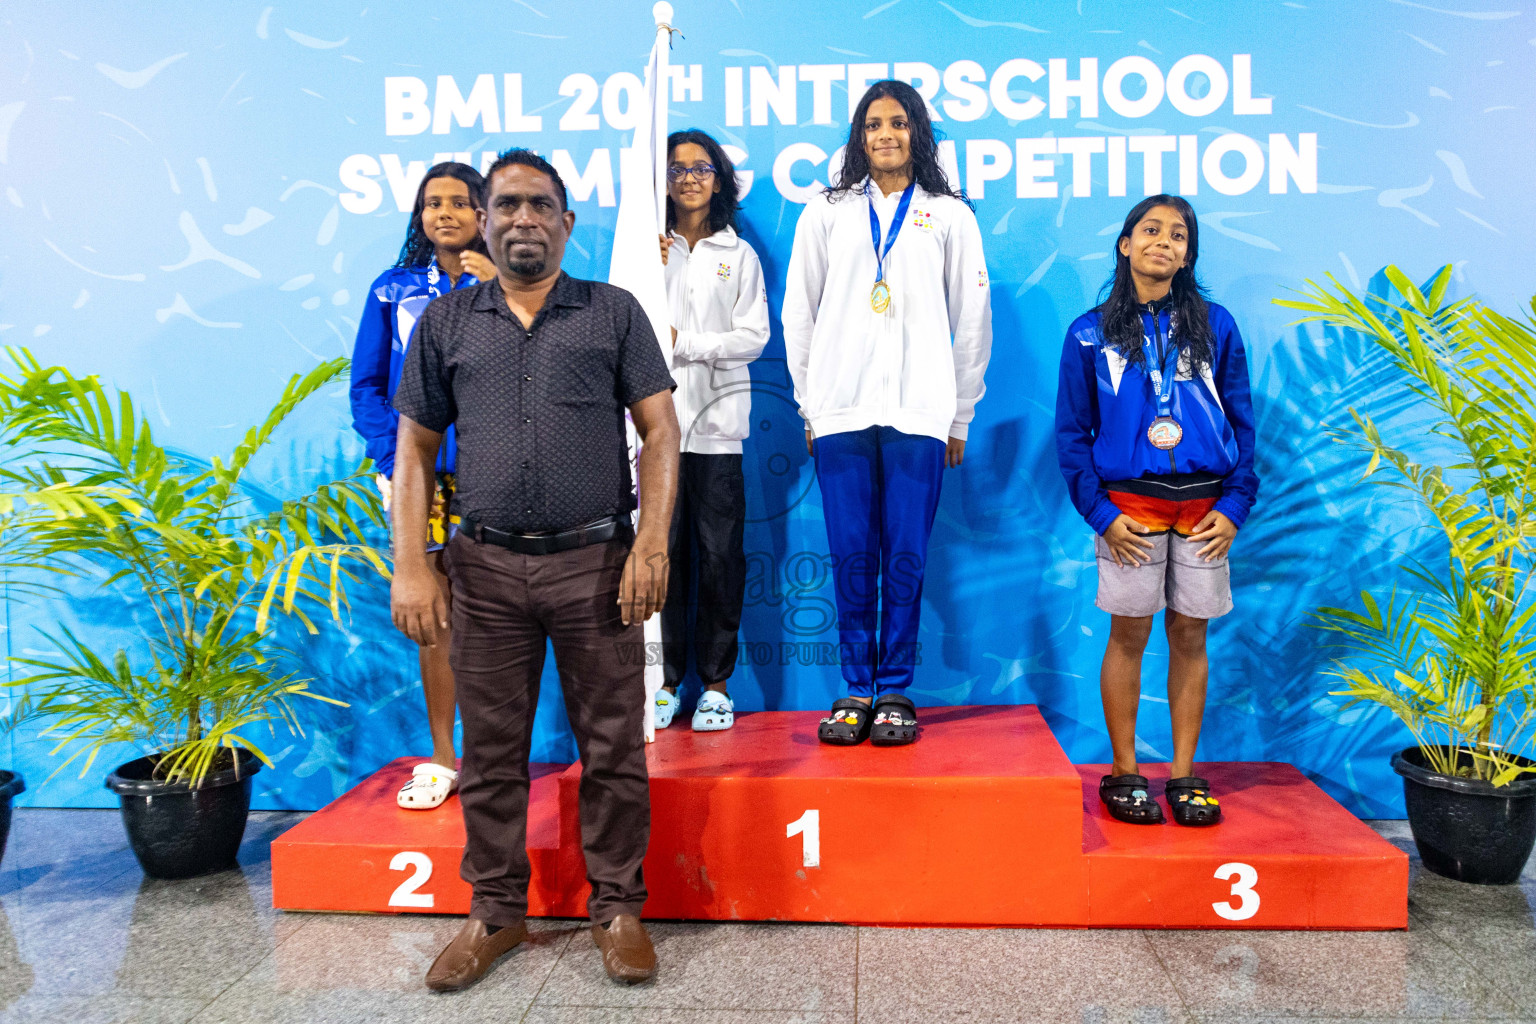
[442,530,650,926]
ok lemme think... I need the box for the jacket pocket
[694,361,753,440]
[806,325,879,417]
[897,318,957,416]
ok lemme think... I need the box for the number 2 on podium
[1212,861,1259,921]
[389,851,435,908]
[786,809,820,868]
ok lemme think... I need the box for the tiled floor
[1,810,1534,1023]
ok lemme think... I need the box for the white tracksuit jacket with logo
[782,180,992,443]
[664,225,770,455]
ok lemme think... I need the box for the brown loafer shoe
[425,917,529,992]
[591,914,657,984]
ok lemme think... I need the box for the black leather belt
[460,514,630,556]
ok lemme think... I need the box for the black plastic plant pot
[0,770,25,867]
[1392,746,1536,885]
[105,753,260,880]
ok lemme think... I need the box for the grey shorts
[1095,532,1232,620]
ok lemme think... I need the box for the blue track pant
[814,426,945,698]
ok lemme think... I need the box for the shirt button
[524,417,530,423]
[524,375,532,381]
[525,507,533,514]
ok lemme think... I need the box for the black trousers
[444,532,650,925]
[661,453,747,686]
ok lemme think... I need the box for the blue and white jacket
[1055,300,1259,535]
[349,261,477,477]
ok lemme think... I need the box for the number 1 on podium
[786,809,821,868]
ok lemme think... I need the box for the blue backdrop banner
[1,1,1533,815]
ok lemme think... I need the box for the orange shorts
[1106,490,1217,537]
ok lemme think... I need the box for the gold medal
[1147,415,1183,450]
[867,182,913,317]
[870,280,891,314]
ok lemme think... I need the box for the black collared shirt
[392,272,675,533]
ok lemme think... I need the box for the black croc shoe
[1166,776,1222,826]
[1099,773,1165,825]
[818,698,872,745]
[869,694,918,746]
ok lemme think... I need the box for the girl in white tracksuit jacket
[654,129,770,734]
[783,81,992,747]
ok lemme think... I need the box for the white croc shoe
[692,691,734,732]
[654,688,679,729]
[398,762,458,810]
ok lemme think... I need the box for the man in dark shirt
[391,149,679,991]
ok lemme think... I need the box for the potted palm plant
[1282,266,1536,884]
[0,348,387,879]
[0,405,134,866]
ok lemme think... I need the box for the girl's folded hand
[1103,514,1156,567]
[1187,510,1237,562]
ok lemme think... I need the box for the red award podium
[271,705,1406,929]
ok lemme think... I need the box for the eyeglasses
[666,163,716,182]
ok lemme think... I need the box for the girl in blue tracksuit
[350,161,493,810]
[1055,194,1258,828]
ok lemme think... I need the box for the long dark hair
[828,80,969,206]
[1094,194,1214,374]
[665,129,740,234]
[393,161,488,269]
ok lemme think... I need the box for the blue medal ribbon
[1143,315,1178,418]
[867,180,916,288]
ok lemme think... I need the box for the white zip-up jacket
[665,224,770,454]
[783,181,992,442]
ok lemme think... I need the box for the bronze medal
[1147,415,1183,451]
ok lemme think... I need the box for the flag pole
[608,3,677,742]
[652,1,673,238]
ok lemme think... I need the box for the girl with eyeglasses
[350,161,495,809]
[783,82,992,746]
[652,129,770,733]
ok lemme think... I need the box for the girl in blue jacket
[350,161,494,810]
[1055,195,1258,827]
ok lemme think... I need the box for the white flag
[609,3,674,742]
[609,3,672,356]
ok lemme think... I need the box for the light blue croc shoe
[692,690,734,732]
[654,688,679,729]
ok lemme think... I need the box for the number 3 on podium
[786,809,820,868]
[1212,861,1259,921]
